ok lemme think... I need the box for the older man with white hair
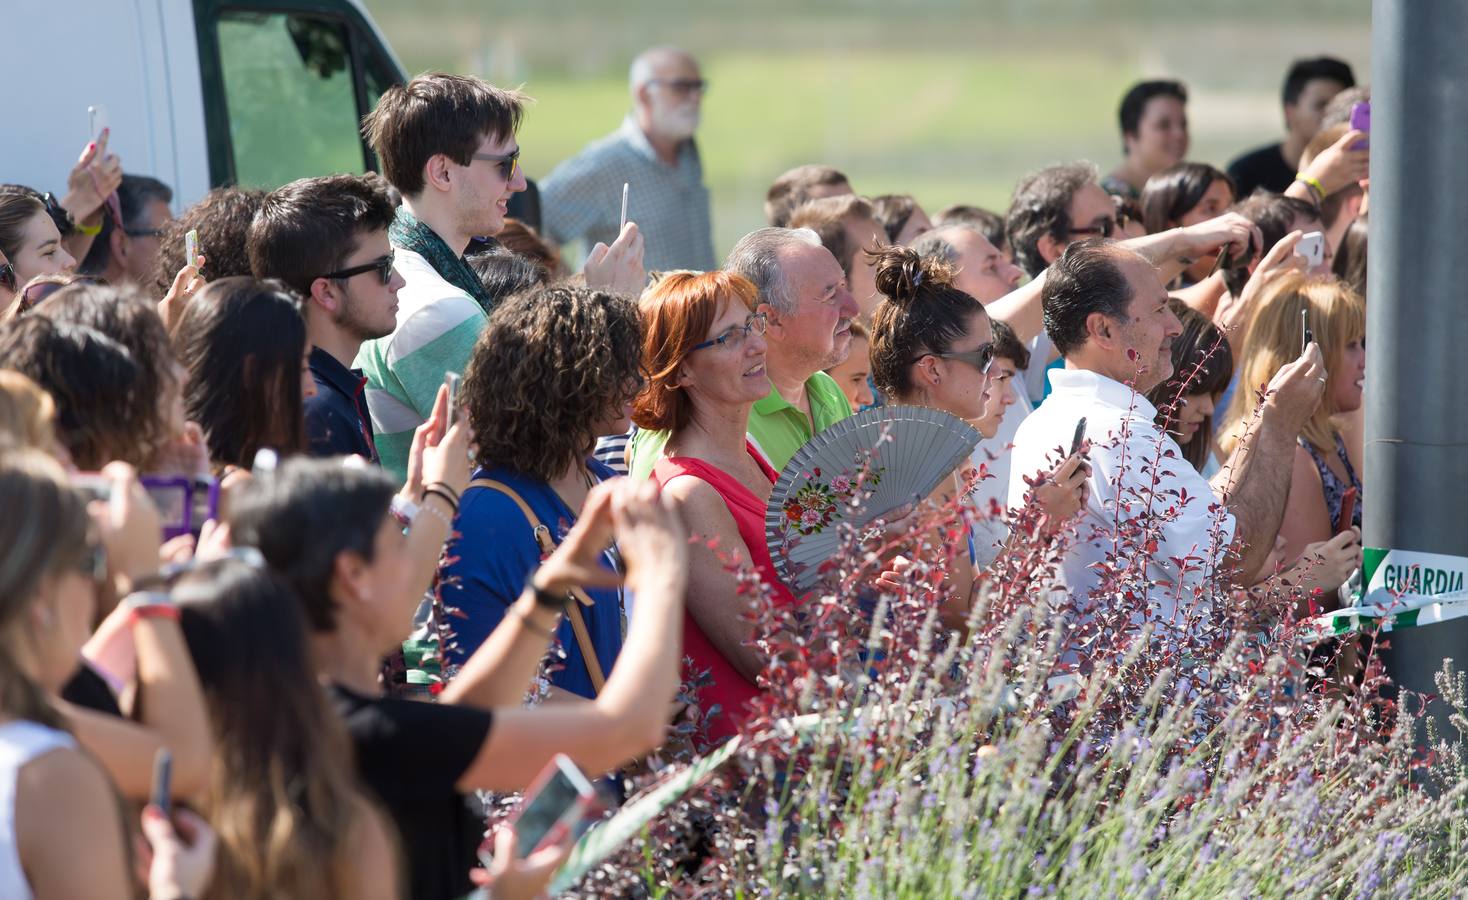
[541,46,716,271]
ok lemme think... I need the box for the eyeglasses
[124,227,165,238]
[915,343,996,375]
[471,148,521,182]
[19,276,101,313]
[690,312,767,353]
[1069,217,1118,239]
[319,252,395,286]
[650,78,709,96]
[0,261,14,293]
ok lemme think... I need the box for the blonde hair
[1220,273,1365,456]
[0,370,57,453]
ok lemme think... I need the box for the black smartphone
[1070,417,1088,456]
[444,371,462,430]
[151,749,172,815]
[1301,308,1314,354]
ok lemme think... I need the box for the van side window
[217,12,365,187]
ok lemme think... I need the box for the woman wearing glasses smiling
[868,245,1089,629]
[634,270,794,749]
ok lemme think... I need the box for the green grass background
[361,1,1369,258]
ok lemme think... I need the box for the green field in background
[362,2,1369,259]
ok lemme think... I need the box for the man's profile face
[1112,256,1181,393]
[948,228,1023,304]
[842,213,886,320]
[1286,78,1348,144]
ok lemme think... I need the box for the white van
[1,0,407,208]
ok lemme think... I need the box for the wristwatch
[524,572,567,610]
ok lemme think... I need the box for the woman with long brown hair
[177,558,399,899]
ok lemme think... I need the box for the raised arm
[1212,344,1326,578]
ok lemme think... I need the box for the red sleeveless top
[652,444,797,748]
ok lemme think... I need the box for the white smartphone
[499,754,597,860]
[1296,231,1325,269]
[443,371,462,429]
[88,104,108,142]
[619,182,630,231]
[184,229,200,266]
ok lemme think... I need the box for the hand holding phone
[502,754,598,860]
[1295,231,1325,269]
[1335,486,1358,535]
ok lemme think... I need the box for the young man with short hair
[248,173,403,462]
[356,73,529,478]
[1228,57,1356,197]
[764,164,853,227]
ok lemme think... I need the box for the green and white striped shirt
[356,246,485,481]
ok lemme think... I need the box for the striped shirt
[540,116,717,273]
[356,247,486,481]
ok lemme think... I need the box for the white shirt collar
[1046,367,1159,422]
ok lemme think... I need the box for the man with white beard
[541,47,716,272]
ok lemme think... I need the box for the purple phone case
[1350,102,1370,150]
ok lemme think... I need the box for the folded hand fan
[765,404,980,592]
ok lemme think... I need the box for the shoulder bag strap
[468,478,606,694]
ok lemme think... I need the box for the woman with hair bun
[868,245,1089,625]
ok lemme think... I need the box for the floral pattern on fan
[779,465,885,536]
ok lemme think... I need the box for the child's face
[825,336,875,409]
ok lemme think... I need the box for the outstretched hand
[584,222,646,295]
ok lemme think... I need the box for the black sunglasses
[914,343,996,375]
[651,78,709,96]
[1069,217,1117,239]
[320,252,395,286]
[471,148,521,182]
[0,261,14,293]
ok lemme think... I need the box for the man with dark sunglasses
[541,46,716,272]
[248,174,404,465]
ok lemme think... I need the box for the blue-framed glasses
[689,312,767,353]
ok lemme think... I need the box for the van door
[193,0,406,190]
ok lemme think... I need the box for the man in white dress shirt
[1007,239,1327,622]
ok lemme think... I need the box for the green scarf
[388,206,497,311]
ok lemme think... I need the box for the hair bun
[870,243,955,308]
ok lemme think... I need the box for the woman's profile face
[14,211,75,284]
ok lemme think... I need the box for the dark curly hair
[0,315,146,469]
[867,243,987,400]
[41,282,180,463]
[463,285,643,482]
[151,186,266,297]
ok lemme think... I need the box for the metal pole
[1368,0,1468,747]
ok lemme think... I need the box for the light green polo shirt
[627,371,853,480]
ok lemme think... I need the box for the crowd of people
[0,43,1372,898]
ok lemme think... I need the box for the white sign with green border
[1312,547,1468,638]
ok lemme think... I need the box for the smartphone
[1069,417,1088,456]
[71,472,113,502]
[503,754,597,859]
[1208,230,1255,279]
[1336,486,1358,535]
[151,749,172,815]
[87,104,108,142]
[1349,101,1371,150]
[1300,307,1315,354]
[141,475,221,541]
[1296,231,1325,269]
[619,182,630,232]
[443,371,462,430]
[184,229,200,267]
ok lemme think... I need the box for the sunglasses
[651,78,709,96]
[320,252,395,286]
[917,342,996,375]
[690,312,768,353]
[1068,218,1117,239]
[0,261,14,293]
[471,148,521,182]
[19,276,102,313]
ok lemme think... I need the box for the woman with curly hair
[438,284,644,698]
